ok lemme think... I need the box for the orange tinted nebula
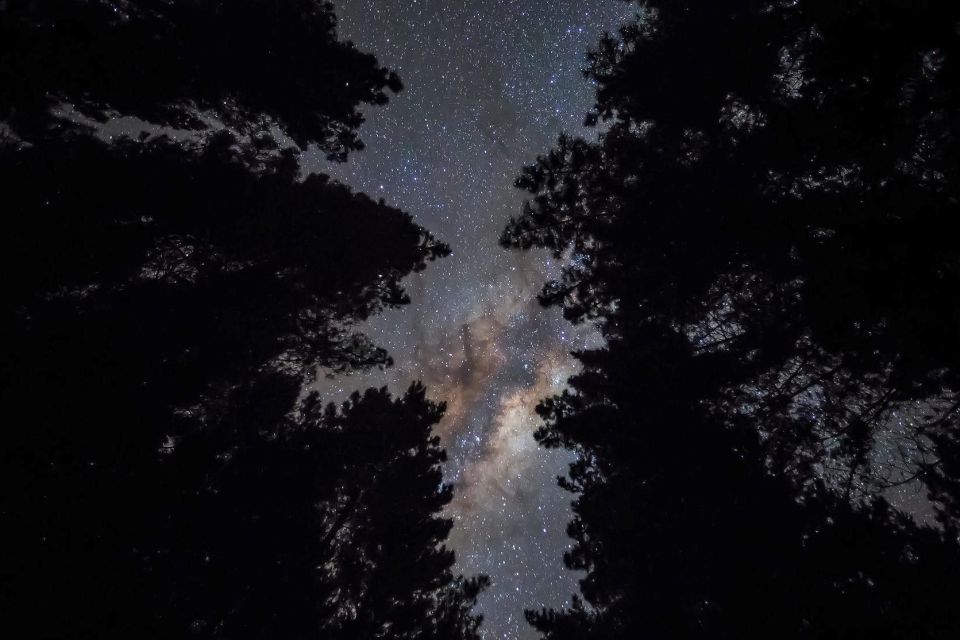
[447,350,577,524]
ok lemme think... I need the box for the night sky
[305,1,637,638]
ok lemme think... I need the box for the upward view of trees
[7,1,960,638]
[1,2,484,638]
[506,0,960,638]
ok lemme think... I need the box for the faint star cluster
[306,1,636,638]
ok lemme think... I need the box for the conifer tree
[1,2,483,637]
[506,1,960,636]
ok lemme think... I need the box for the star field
[307,1,637,638]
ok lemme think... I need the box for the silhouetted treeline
[1,2,485,638]
[506,1,960,637]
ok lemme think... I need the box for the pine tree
[506,1,960,636]
[505,0,960,501]
[1,2,482,637]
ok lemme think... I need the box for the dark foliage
[160,381,488,640]
[0,0,401,158]
[525,321,960,638]
[505,0,960,637]
[1,1,483,638]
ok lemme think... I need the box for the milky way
[305,1,637,638]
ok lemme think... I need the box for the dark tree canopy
[506,0,960,637]
[506,0,960,511]
[0,0,402,157]
[524,323,960,639]
[3,133,446,380]
[1,2,483,638]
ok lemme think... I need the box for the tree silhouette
[525,321,960,638]
[0,0,401,158]
[1,2,483,637]
[506,0,960,637]
[506,0,960,510]
[157,381,488,640]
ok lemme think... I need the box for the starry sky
[305,1,638,638]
